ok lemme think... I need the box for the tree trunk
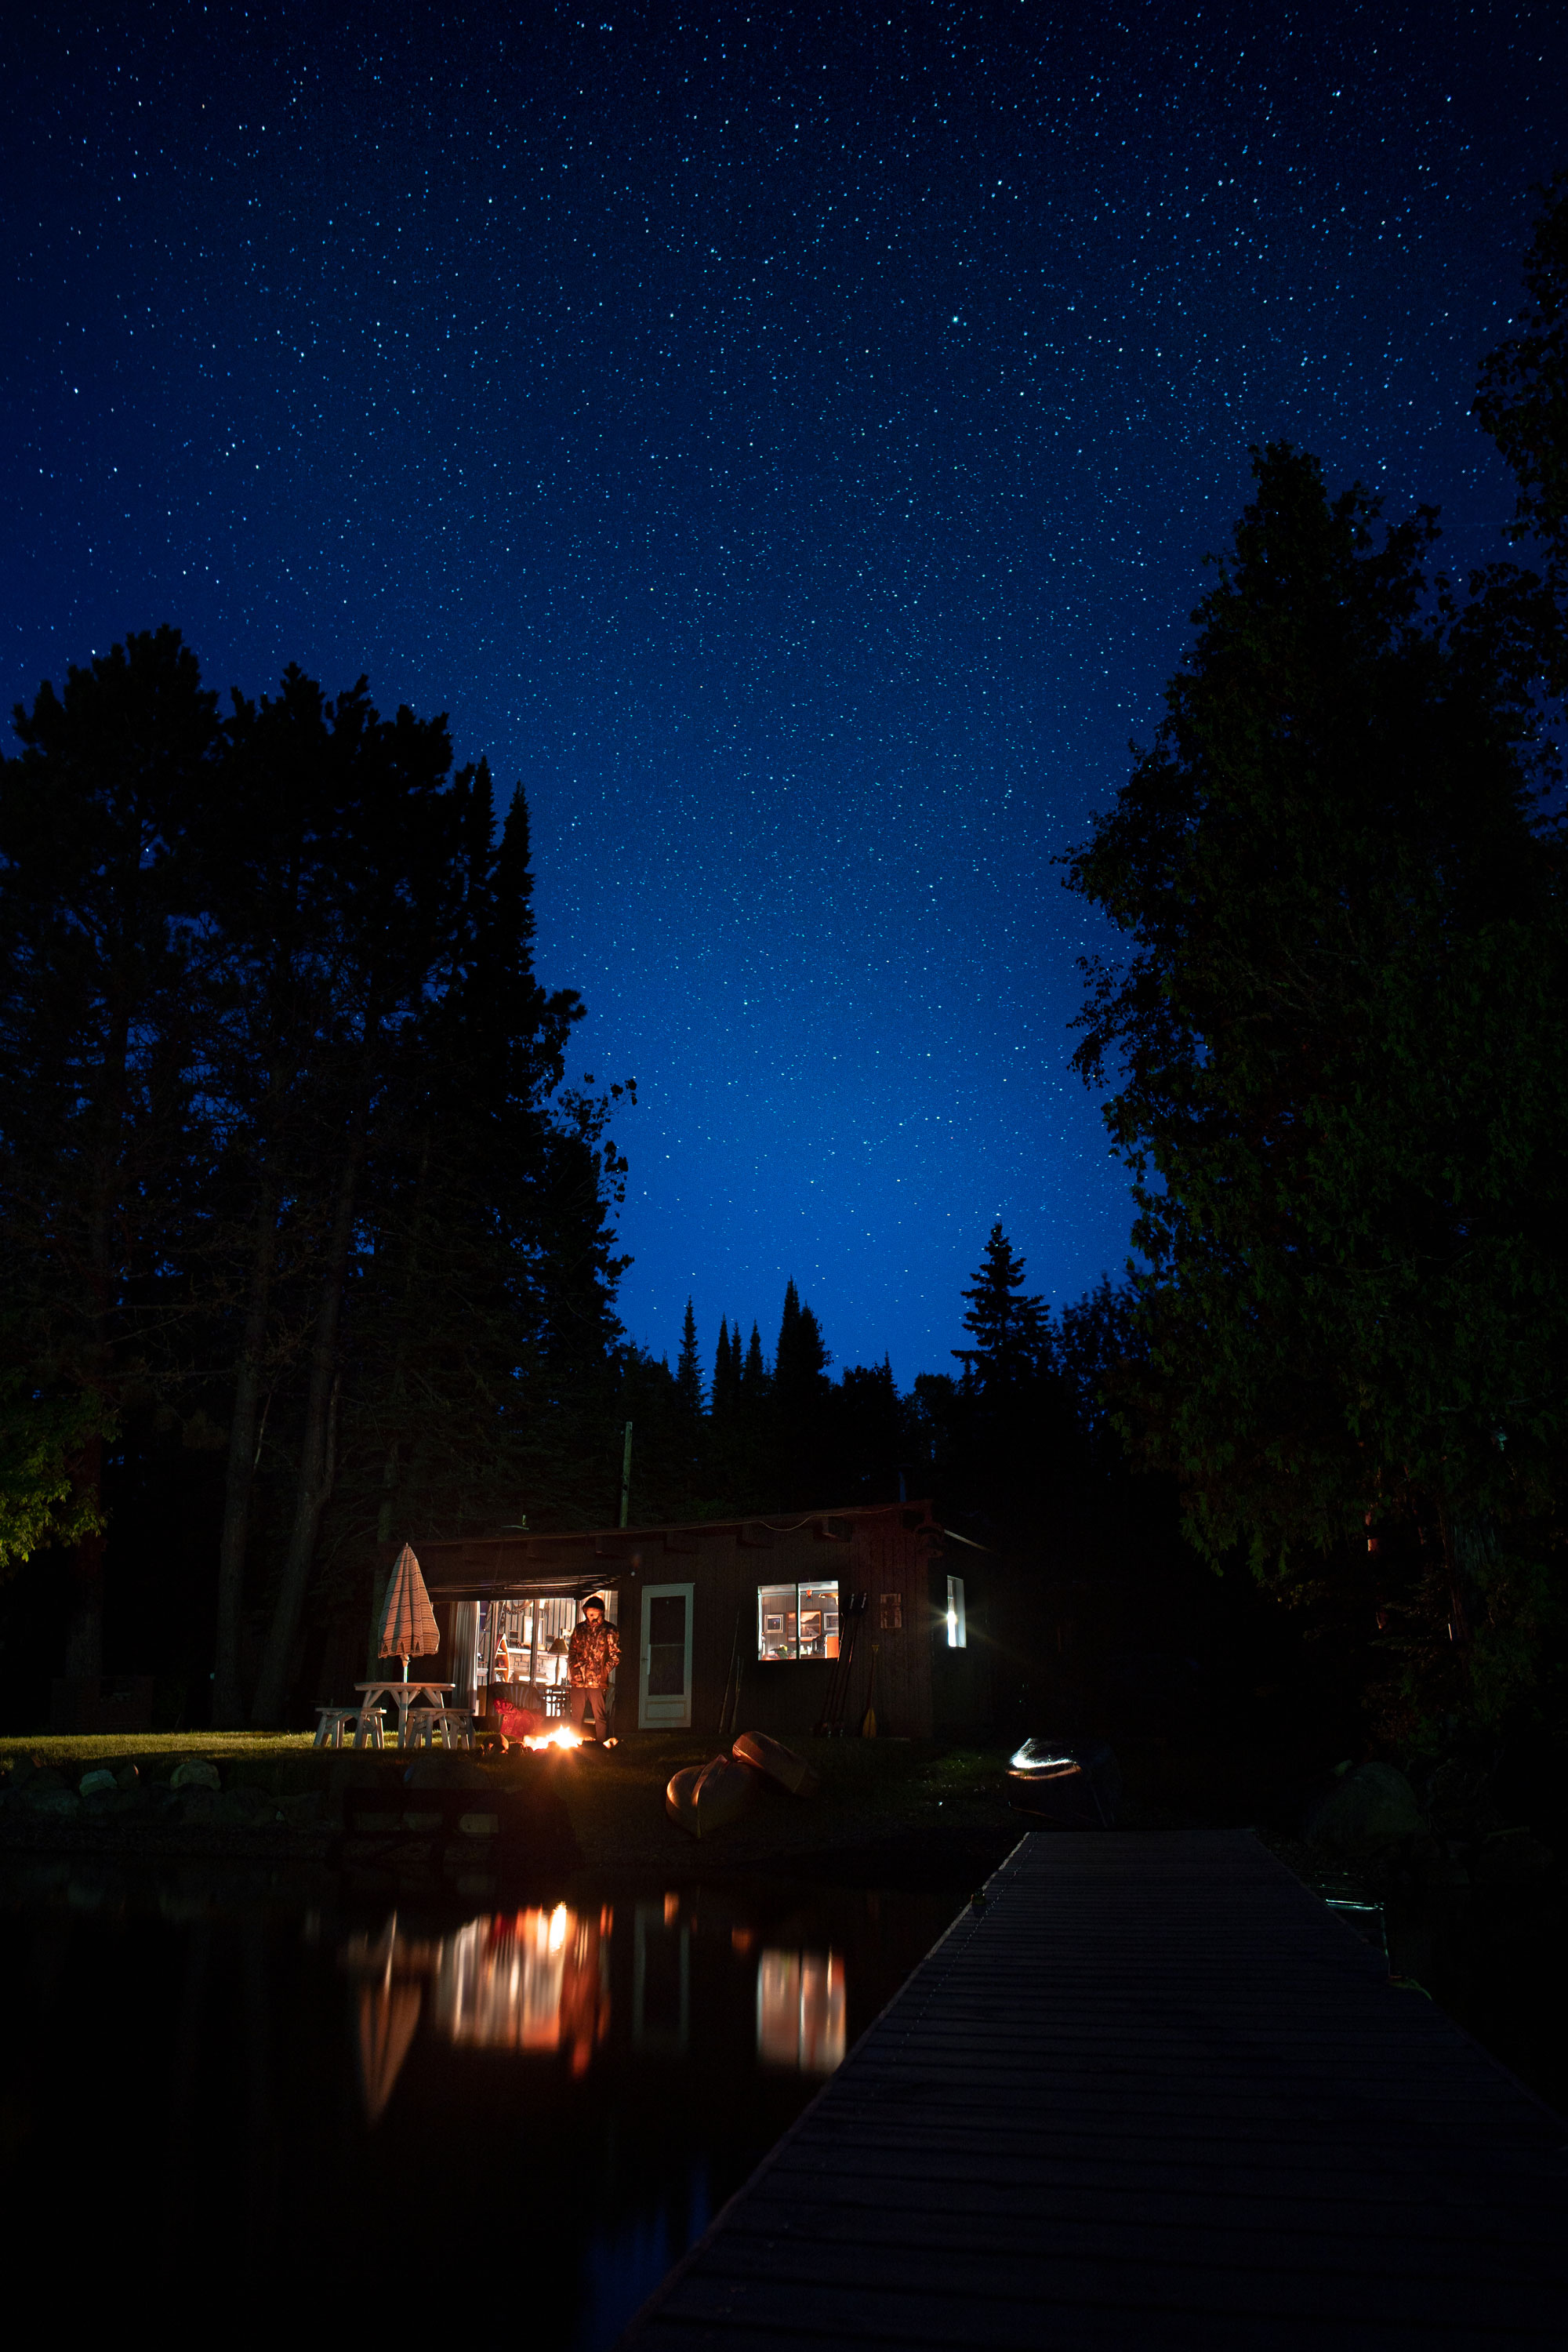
[66,980,129,1680]
[1435,1499,1472,1650]
[212,1185,278,1725]
[61,1432,106,1679]
[249,1141,361,1724]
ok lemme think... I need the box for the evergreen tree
[710,1318,741,1421]
[953,1225,1050,1388]
[675,1298,705,1420]
[773,1279,832,1506]
[740,1321,769,1404]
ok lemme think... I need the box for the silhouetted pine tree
[953,1225,1050,1388]
[772,1279,832,1506]
[711,1318,741,1420]
[674,1298,705,1420]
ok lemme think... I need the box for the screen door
[638,1583,694,1728]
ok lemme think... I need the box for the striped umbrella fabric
[378,1543,441,1661]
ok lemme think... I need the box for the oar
[860,1642,880,1739]
[822,1592,865,1733]
[718,1606,745,1739]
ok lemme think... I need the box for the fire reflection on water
[437,1904,611,2071]
[343,1903,613,2117]
[343,1905,847,2124]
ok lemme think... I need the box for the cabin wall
[418,1503,993,1744]
[613,1507,950,1740]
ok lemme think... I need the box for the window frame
[757,1579,840,1663]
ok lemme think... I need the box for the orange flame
[522,1723,583,1752]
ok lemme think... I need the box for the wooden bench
[314,1705,380,1749]
[404,1706,473,1751]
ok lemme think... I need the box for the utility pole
[619,1421,633,1528]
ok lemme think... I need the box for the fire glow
[523,1724,583,1753]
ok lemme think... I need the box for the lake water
[0,1858,952,2340]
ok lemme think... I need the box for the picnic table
[354,1679,455,1748]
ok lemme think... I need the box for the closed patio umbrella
[357,1980,422,2124]
[378,1543,440,1679]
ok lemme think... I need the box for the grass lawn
[0,1730,317,1764]
[0,1722,319,1759]
[1,1726,1024,1881]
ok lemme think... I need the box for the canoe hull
[666,1753,755,1839]
[732,1730,818,1797]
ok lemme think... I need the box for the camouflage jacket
[568,1620,619,1686]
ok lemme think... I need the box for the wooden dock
[625,1831,1566,2349]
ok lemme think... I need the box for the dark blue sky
[3,2,1563,1381]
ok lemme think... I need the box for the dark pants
[571,1682,610,1739]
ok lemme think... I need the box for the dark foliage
[1064,432,1568,1740]
[0,637,630,1722]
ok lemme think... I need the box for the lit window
[757,1581,840,1661]
[757,1947,847,2072]
[946,1573,967,1650]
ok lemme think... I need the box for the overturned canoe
[666,1752,755,1839]
[732,1730,818,1797]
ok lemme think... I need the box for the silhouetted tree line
[0,644,630,1722]
[613,1235,1138,1541]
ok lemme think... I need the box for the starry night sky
[3,2,1563,1381]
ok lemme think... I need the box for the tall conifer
[953,1225,1049,1388]
[675,1298,705,1419]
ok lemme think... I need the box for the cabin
[415,1500,991,1740]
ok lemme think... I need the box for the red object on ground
[493,1694,545,1741]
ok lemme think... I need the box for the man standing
[567,1595,619,1743]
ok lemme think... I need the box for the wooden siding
[418,1503,990,1740]
[626,1831,1568,2349]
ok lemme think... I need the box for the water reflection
[757,1947,847,2073]
[0,1862,949,2350]
[342,1900,845,2120]
[358,1974,421,2122]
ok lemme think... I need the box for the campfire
[522,1723,583,1752]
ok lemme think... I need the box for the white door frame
[639,1581,695,1729]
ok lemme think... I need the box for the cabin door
[639,1583,694,1729]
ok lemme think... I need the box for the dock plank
[622,1831,1566,2348]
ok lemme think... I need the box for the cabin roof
[418,1497,943,1599]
